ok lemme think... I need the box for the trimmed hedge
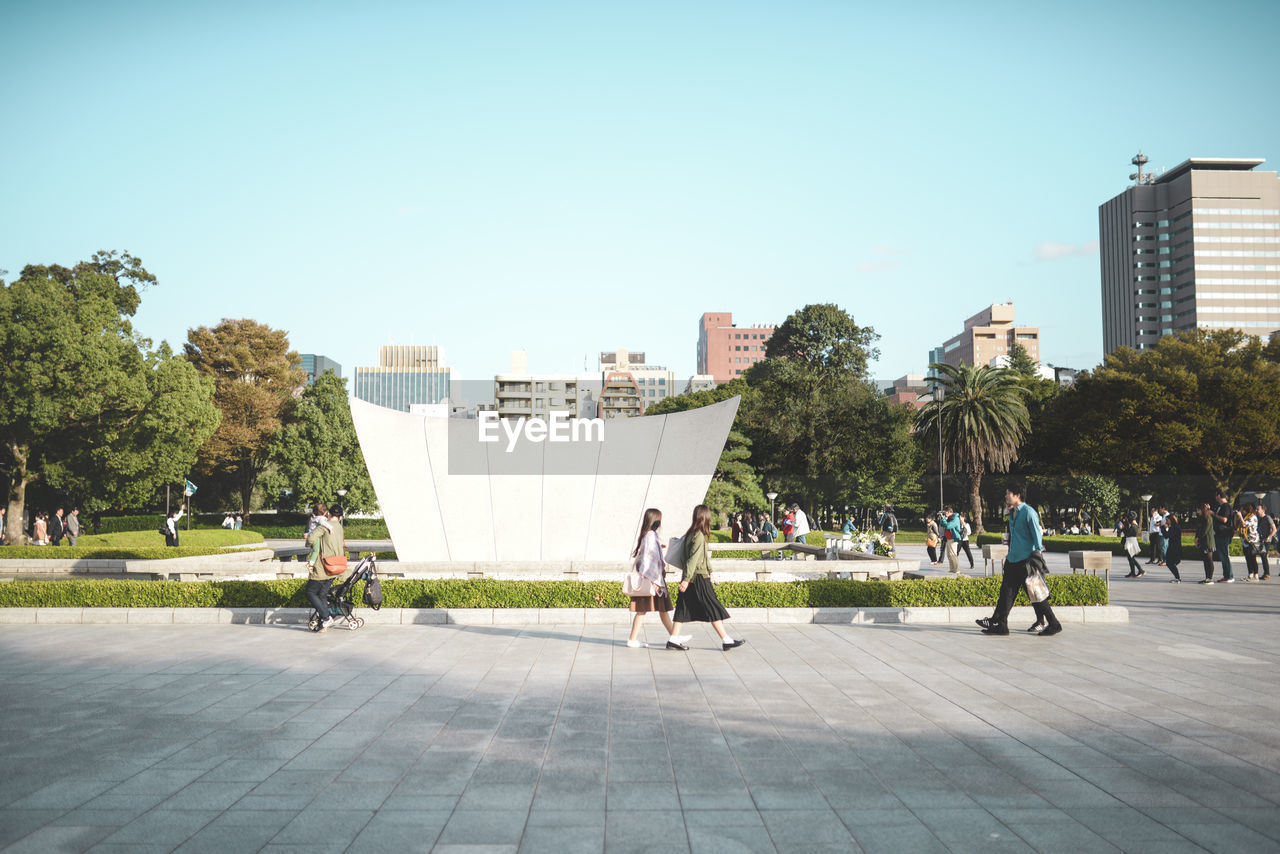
[972,532,1240,556]
[0,574,1108,609]
[246,520,389,539]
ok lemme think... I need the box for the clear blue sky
[4,0,1278,383]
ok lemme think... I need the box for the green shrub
[973,532,1213,557]
[246,519,389,540]
[0,575,1108,609]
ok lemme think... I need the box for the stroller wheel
[307,616,319,632]
[352,618,364,629]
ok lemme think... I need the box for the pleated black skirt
[672,575,730,623]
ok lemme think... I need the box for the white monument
[350,396,740,562]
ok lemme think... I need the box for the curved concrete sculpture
[350,396,741,562]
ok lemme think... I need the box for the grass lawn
[73,530,265,549]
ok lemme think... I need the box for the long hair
[632,508,662,557]
[684,504,711,541]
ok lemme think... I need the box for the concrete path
[2,579,1279,852]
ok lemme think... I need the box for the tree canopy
[1,254,218,542]
[264,371,378,514]
[916,363,1029,532]
[184,319,305,518]
[1036,329,1280,501]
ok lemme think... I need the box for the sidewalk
[0,581,1278,852]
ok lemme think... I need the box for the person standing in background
[49,507,65,546]
[65,508,80,546]
[1164,512,1183,582]
[1195,503,1217,584]
[958,512,975,570]
[1255,503,1274,581]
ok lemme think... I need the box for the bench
[1069,550,1110,586]
[981,544,1008,576]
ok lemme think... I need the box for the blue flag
[184,480,198,497]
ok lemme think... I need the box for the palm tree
[915,363,1030,534]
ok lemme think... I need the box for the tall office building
[698,312,776,383]
[353,345,450,412]
[299,354,341,384]
[928,303,1040,373]
[1099,155,1280,353]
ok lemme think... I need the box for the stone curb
[0,605,1129,625]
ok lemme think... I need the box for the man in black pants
[977,481,1062,637]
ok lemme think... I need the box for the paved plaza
[2,562,1279,853]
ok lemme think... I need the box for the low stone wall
[0,605,1129,625]
[0,549,276,579]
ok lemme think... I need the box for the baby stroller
[308,554,382,632]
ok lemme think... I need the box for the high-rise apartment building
[599,348,676,410]
[353,345,450,412]
[928,303,1040,372]
[494,352,598,420]
[1100,155,1280,353]
[299,354,341,384]
[598,372,643,418]
[698,312,776,383]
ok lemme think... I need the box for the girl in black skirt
[669,504,747,651]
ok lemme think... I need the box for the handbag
[322,555,349,576]
[664,536,686,571]
[622,570,656,597]
[1025,569,1050,603]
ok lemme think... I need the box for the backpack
[362,575,383,610]
[883,513,898,533]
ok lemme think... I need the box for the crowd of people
[726,503,813,560]
[923,507,974,572]
[2,506,82,546]
[1119,491,1276,583]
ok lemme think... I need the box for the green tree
[0,254,219,543]
[1047,330,1280,501]
[764,303,879,377]
[1006,340,1039,378]
[744,307,915,518]
[184,319,306,520]
[916,363,1030,533]
[1073,474,1120,529]
[704,430,767,526]
[263,371,377,514]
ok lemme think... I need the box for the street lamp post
[767,492,778,524]
[935,390,944,512]
[1141,494,1153,538]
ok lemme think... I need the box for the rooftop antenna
[1129,151,1153,185]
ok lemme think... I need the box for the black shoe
[1026,621,1046,633]
[1123,572,1136,578]
[1136,570,1146,577]
[1038,625,1063,637]
[975,618,995,629]
[666,641,689,651]
[722,639,746,650]
[981,626,1010,636]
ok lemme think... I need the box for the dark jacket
[1165,521,1183,563]
[1027,551,1049,576]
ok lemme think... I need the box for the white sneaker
[320,616,335,629]
[625,640,646,649]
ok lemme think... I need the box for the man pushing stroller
[306,505,352,631]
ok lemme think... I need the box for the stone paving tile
[3,580,1280,854]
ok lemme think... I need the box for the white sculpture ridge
[349,396,740,562]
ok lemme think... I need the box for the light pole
[1141,494,1152,537]
[935,390,944,512]
[767,492,778,523]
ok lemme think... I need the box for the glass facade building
[300,354,342,384]
[353,346,451,412]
